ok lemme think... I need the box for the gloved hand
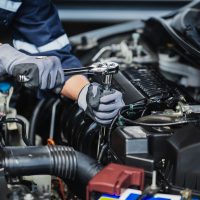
[78,82,125,125]
[0,44,64,90]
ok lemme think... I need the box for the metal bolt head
[24,193,34,200]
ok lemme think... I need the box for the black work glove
[78,82,125,125]
[0,44,64,91]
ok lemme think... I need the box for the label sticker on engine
[99,194,120,200]
[119,189,182,200]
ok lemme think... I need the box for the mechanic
[0,0,124,124]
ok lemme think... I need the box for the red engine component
[86,163,144,200]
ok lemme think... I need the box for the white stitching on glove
[0,44,64,90]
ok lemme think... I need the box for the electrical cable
[107,101,147,158]
[120,116,198,127]
[2,118,30,146]
[29,98,46,145]
[108,106,129,146]
[49,99,60,140]
[98,144,108,162]
[16,115,30,145]
[116,100,200,127]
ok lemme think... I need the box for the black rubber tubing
[28,99,46,145]
[0,145,102,183]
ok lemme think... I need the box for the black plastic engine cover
[111,126,171,173]
[166,125,200,190]
[112,64,183,105]
[112,72,145,104]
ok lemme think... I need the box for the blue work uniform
[0,0,82,79]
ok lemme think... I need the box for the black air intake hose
[0,145,102,184]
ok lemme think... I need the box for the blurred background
[53,0,191,36]
[0,0,191,43]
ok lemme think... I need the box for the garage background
[0,0,191,43]
[53,0,191,36]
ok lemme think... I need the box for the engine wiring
[120,117,194,127]
[3,7,200,198]
[105,101,147,161]
[115,100,200,128]
[1,118,30,146]
[105,99,200,162]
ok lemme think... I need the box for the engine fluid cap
[0,82,11,93]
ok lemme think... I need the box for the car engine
[1,2,200,200]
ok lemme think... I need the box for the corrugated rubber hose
[0,145,102,185]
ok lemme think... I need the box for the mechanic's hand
[0,44,64,91]
[78,82,125,125]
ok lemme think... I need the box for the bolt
[24,193,34,200]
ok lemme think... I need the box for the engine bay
[1,2,200,199]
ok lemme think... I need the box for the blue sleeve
[12,0,82,75]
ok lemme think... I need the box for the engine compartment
[1,4,200,199]
[68,18,200,193]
